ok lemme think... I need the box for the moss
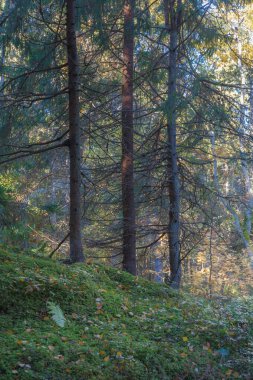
[0,249,252,379]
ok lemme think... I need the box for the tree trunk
[154,255,164,283]
[0,43,4,90]
[164,0,182,288]
[121,0,136,275]
[237,27,253,240]
[66,0,84,263]
[249,72,253,127]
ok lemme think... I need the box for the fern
[47,302,66,328]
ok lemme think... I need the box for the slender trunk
[154,255,163,283]
[249,73,253,127]
[50,156,57,226]
[208,223,213,298]
[0,43,4,90]
[237,30,253,239]
[66,0,84,262]
[0,24,7,140]
[164,0,181,288]
[121,0,136,275]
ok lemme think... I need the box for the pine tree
[122,0,136,275]
[164,0,182,288]
[66,0,84,263]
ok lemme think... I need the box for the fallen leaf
[98,289,107,293]
[5,330,14,335]
[54,355,64,361]
[17,340,27,345]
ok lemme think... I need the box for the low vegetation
[0,249,252,379]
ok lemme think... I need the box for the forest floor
[0,249,252,380]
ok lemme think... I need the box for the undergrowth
[0,248,252,379]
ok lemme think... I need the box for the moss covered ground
[0,249,252,379]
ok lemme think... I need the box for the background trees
[0,0,253,294]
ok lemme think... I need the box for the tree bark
[121,0,136,275]
[164,0,181,288]
[66,0,84,263]
[237,34,253,240]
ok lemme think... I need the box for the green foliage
[3,0,34,39]
[76,0,121,46]
[40,203,60,214]
[47,301,66,328]
[0,184,10,207]
[0,250,252,379]
[28,241,50,256]
[0,223,30,246]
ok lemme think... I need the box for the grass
[0,248,252,379]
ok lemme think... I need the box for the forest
[0,0,253,379]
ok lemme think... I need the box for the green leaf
[47,302,66,328]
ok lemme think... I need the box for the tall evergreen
[164,0,182,288]
[122,0,136,275]
[66,0,84,263]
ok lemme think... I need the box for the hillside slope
[0,249,252,379]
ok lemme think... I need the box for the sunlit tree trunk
[164,0,182,288]
[154,255,163,283]
[66,0,84,263]
[249,73,253,126]
[237,26,253,241]
[121,0,136,275]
